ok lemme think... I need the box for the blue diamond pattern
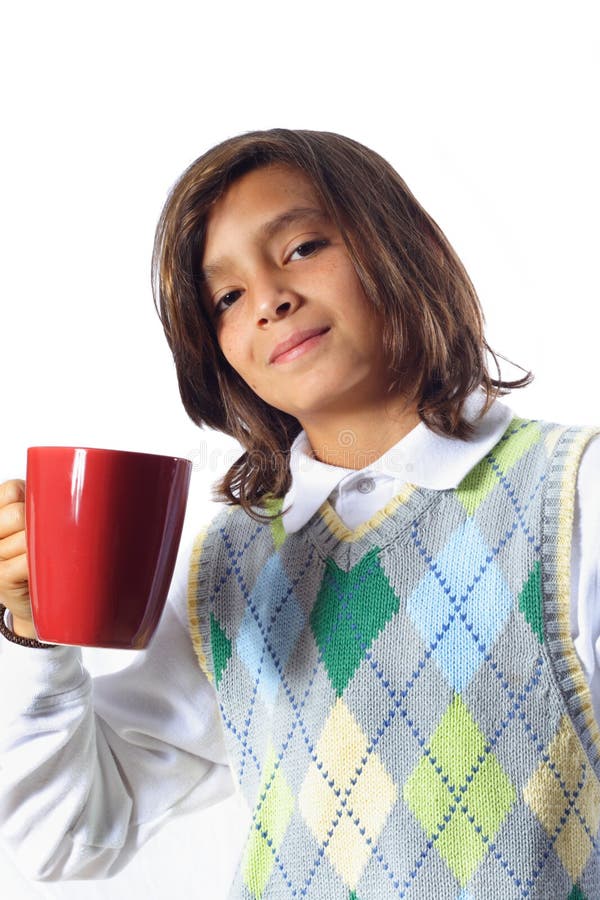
[406,518,513,692]
[236,553,306,707]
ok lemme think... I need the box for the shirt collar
[280,387,514,533]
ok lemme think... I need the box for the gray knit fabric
[189,416,600,899]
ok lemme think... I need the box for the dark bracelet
[0,604,56,649]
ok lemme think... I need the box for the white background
[1,1,598,897]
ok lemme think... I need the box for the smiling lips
[268,327,330,365]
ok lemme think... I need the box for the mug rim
[27,446,192,464]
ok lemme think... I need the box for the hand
[0,479,36,639]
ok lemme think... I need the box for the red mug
[26,446,192,649]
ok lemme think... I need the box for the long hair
[152,129,532,521]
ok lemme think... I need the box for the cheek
[217,323,243,367]
[217,330,262,391]
[337,266,374,318]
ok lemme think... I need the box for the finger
[0,530,26,561]
[0,480,25,507]
[0,502,25,541]
[0,552,30,591]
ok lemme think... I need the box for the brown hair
[152,128,532,521]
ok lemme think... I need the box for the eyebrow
[201,206,329,284]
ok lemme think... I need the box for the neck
[301,400,422,469]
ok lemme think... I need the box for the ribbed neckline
[303,482,444,569]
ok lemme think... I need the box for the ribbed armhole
[187,524,214,682]
[542,424,600,773]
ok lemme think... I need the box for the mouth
[269,327,330,365]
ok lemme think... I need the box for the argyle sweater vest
[188,416,600,900]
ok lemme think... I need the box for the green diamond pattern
[519,561,544,643]
[243,745,294,899]
[404,694,516,886]
[456,418,542,516]
[310,548,400,696]
[568,886,587,900]
[210,612,232,687]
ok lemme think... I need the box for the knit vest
[188,416,600,900]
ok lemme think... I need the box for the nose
[252,278,301,327]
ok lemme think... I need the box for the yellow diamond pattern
[524,715,600,881]
[299,698,397,889]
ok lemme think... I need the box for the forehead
[203,163,324,256]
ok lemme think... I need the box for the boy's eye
[288,239,328,261]
[214,289,242,314]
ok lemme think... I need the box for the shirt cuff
[0,610,86,712]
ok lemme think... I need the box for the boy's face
[202,163,392,430]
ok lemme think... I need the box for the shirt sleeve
[0,532,234,881]
[570,432,600,726]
